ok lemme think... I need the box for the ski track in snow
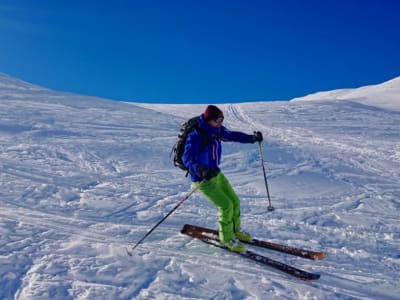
[1,73,400,299]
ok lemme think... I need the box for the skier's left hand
[253,131,263,143]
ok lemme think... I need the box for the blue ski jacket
[182,114,255,182]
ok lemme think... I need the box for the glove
[197,165,219,180]
[253,131,263,143]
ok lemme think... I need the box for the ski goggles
[214,117,224,123]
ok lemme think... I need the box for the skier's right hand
[197,166,219,180]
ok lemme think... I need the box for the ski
[182,224,326,260]
[181,225,320,281]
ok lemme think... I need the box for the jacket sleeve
[182,131,202,177]
[220,127,255,143]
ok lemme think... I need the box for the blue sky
[1,0,399,103]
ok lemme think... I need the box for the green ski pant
[194,172,241,243]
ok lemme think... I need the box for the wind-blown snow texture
[1,72,399,299]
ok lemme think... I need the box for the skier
[182,105,263,252]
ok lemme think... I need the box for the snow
[1,72,399,299]
[292,76,400,112]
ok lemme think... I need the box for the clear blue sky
[1,0,399,103]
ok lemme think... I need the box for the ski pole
[128,183,202,254]
[257,141,275,212]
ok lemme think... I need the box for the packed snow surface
[1,73,399,299]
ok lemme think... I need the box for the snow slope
[1,72,399,299]
[292,76,400,112]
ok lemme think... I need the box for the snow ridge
[292,76,400,111]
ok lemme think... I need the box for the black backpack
[171,116,211,174]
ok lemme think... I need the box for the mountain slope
[1,73,399,299]
[292,76,400,111]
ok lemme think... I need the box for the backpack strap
[195,126,214,153]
